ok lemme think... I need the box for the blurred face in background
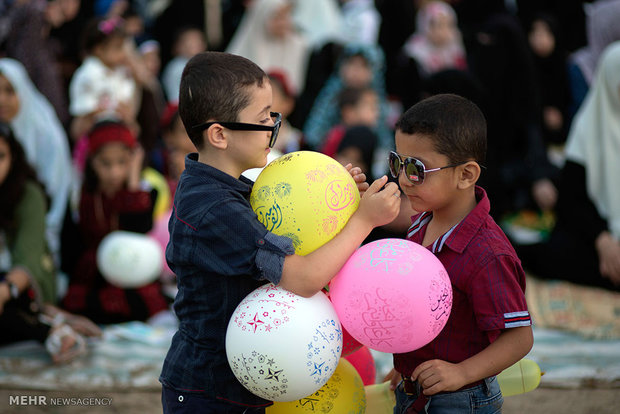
[46,0,81,27]
[163,116,196,180]
[267,3,294,39]
[529,19,555,58]
[427,12,457,48]
[91,142,133,196]
[174,29,207,58]
[0,74,19,123]
[95,36,128,68]
[141,47,161,77]
[340,55,372,88]
[342,90,379,127]
[335,146,367,174]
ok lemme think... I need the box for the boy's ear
[205,124,228,150]
[457,161,481,190]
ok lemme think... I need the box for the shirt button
[258,239,265,245]
[178,395,184,402]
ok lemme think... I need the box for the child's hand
[383,368,401,390]
[344,163,370,196]
[411,359,468,395]
[357,175,400,228]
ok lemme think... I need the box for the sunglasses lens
[389,152,400,178]
[405,159,422,184]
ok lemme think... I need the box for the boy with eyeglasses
[387,94,533,413]
[158,51,401,413]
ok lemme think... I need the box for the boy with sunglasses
[388,94,533,413]
[159,52,401,413]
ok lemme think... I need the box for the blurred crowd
[1,0,620,363]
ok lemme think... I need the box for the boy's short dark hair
[395,94,486,164]
[179,52,267,149]
[337,86,375,111]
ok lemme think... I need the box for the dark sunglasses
[192,112,282,148]
[389,151,467,185]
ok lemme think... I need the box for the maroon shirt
[394,186,531,377]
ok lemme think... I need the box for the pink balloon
[329,238,452,353]
[344,346,376,385]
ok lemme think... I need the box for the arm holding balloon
[278,176,400,297]
[411,325,533,395]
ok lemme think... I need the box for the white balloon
[226,284,342,401]
[241,149,283,181]
[96,231,163,288]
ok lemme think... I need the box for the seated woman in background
[0,123,100,364]
[0,58,73,268]
[517,41,620,291]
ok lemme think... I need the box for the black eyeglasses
[192,112,282,148]
[389,151,467,185]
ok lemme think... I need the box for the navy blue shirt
[159,153,294,406]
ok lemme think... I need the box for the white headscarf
[565,41,620,239]
[403,1,466,77]
[0,58,73,258]
[226,0,310,95]
[291,0,344,48]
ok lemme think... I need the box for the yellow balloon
[250,151,360,255]
[497,358,542,397]
[267,358,366,413]
[364,381,396,414]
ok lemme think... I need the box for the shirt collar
[407,186,490,254]
[184,153,253,196]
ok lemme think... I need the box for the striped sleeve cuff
[504,311,532,328]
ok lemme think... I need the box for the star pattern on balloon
[248,313,264,333]
[310,361,325,376]
[265,368,283,382]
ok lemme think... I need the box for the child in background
[267,70,302,154]
[159,51,400,413]
[138,39,162,82]
[161,26,207,103]
[159,102,196,196]
[68,16,140,141]
[303,44,392,160]
[387,94,533,413]
[62,121,168,324]
[334,125,378,180]
[320,85,379,158]
[129,37,167,156]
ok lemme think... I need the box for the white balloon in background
[97,230,163,288]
